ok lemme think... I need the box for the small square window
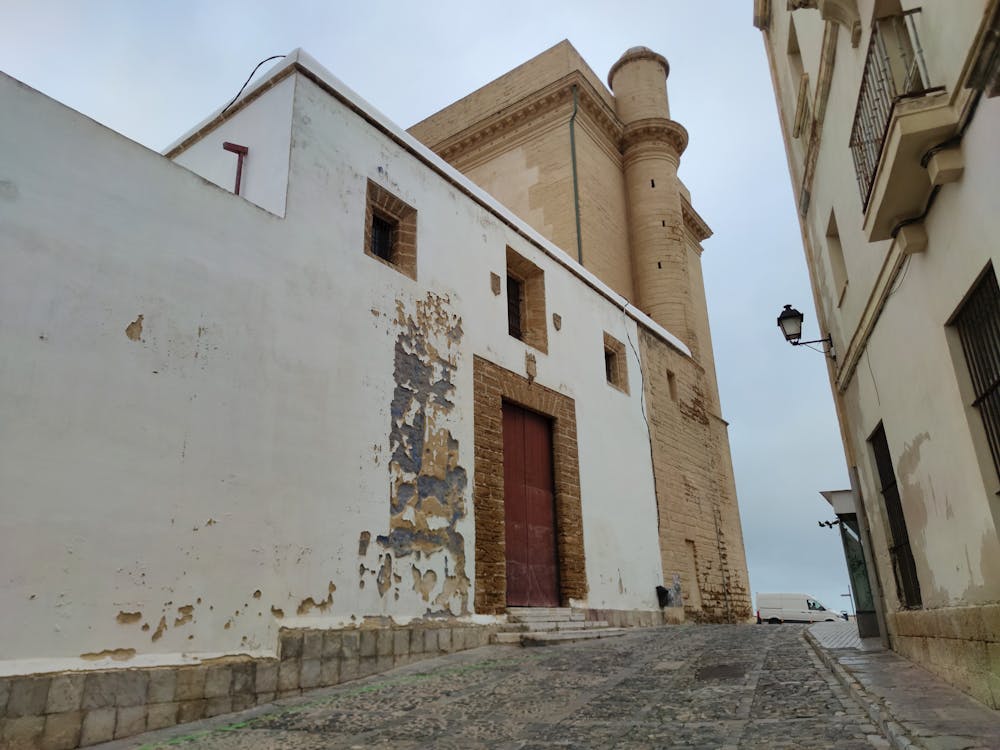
[505,247,547,353]
[603,332,628,394]
[364,180,416,280]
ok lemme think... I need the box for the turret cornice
[621,118,689,160]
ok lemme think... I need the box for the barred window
[869,423,922,608]
[952,266,1000,481]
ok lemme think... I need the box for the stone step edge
[498,620,610,633]
[521,628,632,646]
[803,629,912,750]
[493,628,633,646]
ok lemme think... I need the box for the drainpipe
[569,85,583,265]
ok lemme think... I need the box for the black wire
[220,55,286,115]
[887,254,912,299]
[866,348,881,405]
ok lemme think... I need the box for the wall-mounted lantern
[776,304,835,357]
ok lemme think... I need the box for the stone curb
[804,629,921,750]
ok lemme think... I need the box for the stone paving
[807,623,1000,750]
[103,624,889,749]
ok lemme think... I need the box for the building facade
[0,45,749,746]
[755,0,1000,707]
[410,42,750,623]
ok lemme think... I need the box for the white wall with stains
[0,54,673,675]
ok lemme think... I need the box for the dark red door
[502,402,560,607]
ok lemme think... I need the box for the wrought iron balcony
[849,9,937,209]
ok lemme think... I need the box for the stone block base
[582,607,684,627]
[0,621,498,749]
[887,603,1000,709]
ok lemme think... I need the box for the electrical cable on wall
[221,55,287,115]
[621,301,662,535]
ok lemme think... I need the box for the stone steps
[499,619,610,633]
[506,607,583,623]
[494,608,625,646]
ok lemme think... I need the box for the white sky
[1,1,856,616]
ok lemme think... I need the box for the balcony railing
[849,9,935,209]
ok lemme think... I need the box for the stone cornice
[681,197,712,243]
[787,0,861,47]
[621,118,689,159]
[753,0,772,30]
[428,72,623,165]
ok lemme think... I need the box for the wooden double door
[502,401,560,607]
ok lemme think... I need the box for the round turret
[608,46,671,123]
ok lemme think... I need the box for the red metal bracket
[222,142,249,195]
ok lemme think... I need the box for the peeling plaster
[116,611,142,624]
[372,293,470,614]
[411,565,437,601]
[81,648,136,661]
[270,606,284,619]
[358,531,371,556]
[297,582,336,615]
[125,314,144,342]
[151,616,167,642]
[173,604,195,627]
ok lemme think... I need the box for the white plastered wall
[0,62,669,676]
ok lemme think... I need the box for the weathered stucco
[378,294,470,614]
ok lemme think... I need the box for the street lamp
[776,304,835,357]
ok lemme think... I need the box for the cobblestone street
[113,625,889,749]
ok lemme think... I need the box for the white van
[755,593,843,624]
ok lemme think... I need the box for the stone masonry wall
[638,329,752,623]
[0,622,498,749]
[888,605,1000,709]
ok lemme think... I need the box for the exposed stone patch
[151,616,168,642]
[411,565,438,601]
[116,611,142,625]
[125,314,144,342]
[174,604,195,627]
[79,648,136,662]
[297,582,336,615]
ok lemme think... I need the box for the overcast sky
[1,1,856,616]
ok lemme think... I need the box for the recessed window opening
[505,247,548,353]
[507,274,524,339]
[826,209,849,305]
[951,265,1000,484]
[650,179,656,188]
[667,370,677,401]
[363,180,417,280]
[603,332,628,393]
[371,213,395,261]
